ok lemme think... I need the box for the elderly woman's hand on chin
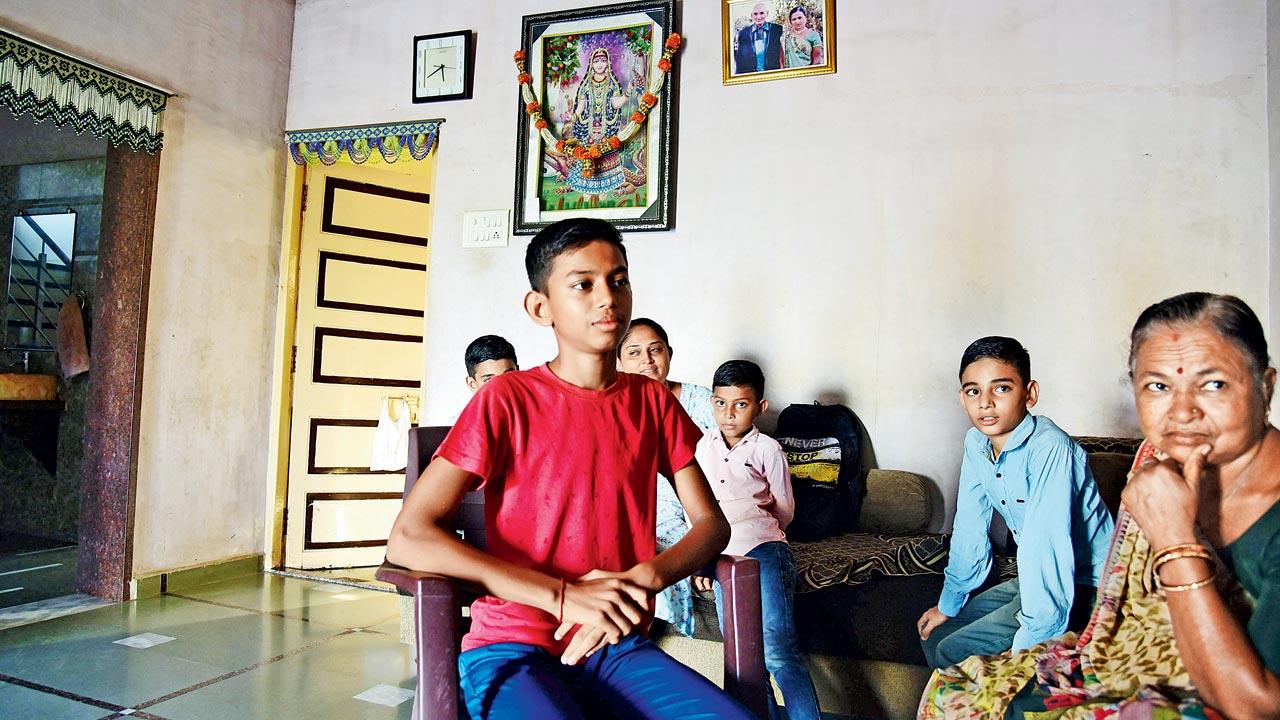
[1122,292,1280,719]
[1121,442,1210,551]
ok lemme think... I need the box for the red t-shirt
[436,363,702,653]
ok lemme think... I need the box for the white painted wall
[0,1,295,573]
[1270,2,1280,385]
[290,0,1271,530]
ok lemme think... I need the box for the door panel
[284,159,433,569]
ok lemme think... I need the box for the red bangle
[557,579,567,622]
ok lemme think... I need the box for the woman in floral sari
[920,292,1280,719]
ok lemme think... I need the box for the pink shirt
[695,426,794,556]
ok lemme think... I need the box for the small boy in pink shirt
[694,360,821,720]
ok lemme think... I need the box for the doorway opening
[0,25,170,624]
[0,112,106,613]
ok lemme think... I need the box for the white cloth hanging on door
[370,398,411,471]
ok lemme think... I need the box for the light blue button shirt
[939,413,1115,651]
[753,27,768,71]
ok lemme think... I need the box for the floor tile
[147,631,415,720]
[0,547,78,609]
[365,616,403,639]
[0,594,337,707]
[352,683,414,707]
[0,594,115,632]
[175,574,401,630]
[0,637,228,708]
[114,632,176,649]
[0,680,111,719]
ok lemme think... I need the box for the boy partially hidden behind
[694,360,822,720]
[464,334,518,392]
[917,336,1115,668]
[386,218,753,719]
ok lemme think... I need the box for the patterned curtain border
[0,28,168,153]
[285,121,444,166]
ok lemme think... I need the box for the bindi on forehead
[1176,367,1183,374]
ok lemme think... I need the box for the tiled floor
[0,573,413,720]
[0,533,78,609]
[0,571,865,720]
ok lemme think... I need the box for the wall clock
[413,30,473,103]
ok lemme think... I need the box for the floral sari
[919,442,1243,720]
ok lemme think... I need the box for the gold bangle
[1151,543,1209,568]
[1153,549,1213,574]
[1151,542,1206,559]
[1159,573,1216,594]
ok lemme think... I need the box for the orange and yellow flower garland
[515,33,683,178]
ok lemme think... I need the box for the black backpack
[773,402,865,541]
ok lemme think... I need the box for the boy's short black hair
[525,217,627,294]
[465,335,517,377]
[959,336,1031,384]
[712,359,765,400]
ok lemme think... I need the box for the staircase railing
[7,214,74,349]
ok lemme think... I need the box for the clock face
[414,32,470,101]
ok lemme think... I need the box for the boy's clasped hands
[554,565,659,665]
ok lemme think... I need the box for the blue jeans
[457,633,754,719]
[920,578,1096,669]
[715,541,821,720]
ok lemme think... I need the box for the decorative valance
[286,121,443,166]
[0,28,169,153]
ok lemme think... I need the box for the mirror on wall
[5,210,76,351]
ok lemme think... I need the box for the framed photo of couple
[513,0,677,234]
[722,0,836,85]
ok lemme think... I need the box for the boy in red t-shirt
[386,218,754,719]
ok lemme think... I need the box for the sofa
[653,436,1142,720]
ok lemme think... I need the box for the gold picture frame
[722,0,835,85]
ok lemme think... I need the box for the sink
[0,373,57,401]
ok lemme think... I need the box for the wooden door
[283,159,433,568]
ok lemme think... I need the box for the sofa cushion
[859,469,932,533]
[1087,451,1133,517]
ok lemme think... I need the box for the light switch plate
[462,210,509,248]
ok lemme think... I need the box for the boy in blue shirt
[917,336,1115,668]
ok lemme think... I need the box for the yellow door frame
[265,160,305,569]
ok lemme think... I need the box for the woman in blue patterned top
[618,318,715,636]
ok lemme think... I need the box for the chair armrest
[374,562,456,598]
[712,554,769,719]
[375,561,459,720]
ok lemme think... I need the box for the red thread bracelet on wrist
[557,579,566,622]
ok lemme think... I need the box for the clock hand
[426,65,444,80]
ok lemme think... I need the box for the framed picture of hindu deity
[513,0,680,234]
[722,0,836,85]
